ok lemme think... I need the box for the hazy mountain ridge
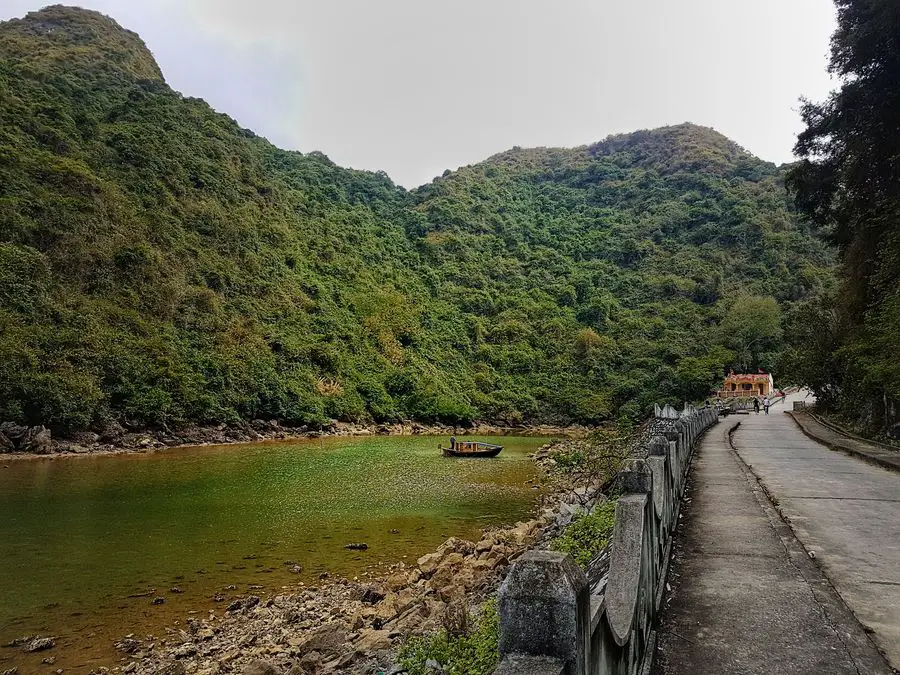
[0,6,834,433]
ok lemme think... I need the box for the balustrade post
[497,551,590,675]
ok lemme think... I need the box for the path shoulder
[787,411,900,473]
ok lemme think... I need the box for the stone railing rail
[494,404,720,675]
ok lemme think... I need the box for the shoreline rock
[116,520,548,674]
[0,420,588,462]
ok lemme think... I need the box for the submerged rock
[344,543,368,551]
[24,636,55,652]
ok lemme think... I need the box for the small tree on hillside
[719,296,783,372]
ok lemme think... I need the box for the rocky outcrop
[117,516,548,674]
[0,423,52,454]
[4,635,56,652]
[0,418,584,459]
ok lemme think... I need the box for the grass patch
[551,500,617,567]
[397,598,500,675]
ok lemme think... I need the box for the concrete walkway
[729,395,900,669]
[654,407,894,674]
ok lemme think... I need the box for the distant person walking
[763,396,770,415]
[754,398,760,414]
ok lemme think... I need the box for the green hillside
[0,6,834,433]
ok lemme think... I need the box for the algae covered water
[0,434,546,672]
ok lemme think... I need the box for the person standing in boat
[449,435,456,450]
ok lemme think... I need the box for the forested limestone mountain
[0,6,834,433]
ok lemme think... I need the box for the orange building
[718,371,774,398]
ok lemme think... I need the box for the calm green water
[0,435,545,672]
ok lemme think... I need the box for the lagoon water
[0,434,546,672]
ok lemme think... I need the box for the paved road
[731,395,900,669]
[654,412,893,674]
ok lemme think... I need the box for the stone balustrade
[494,405,720,675]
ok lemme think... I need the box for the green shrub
[551,500,618,567]
[398,598,500,675]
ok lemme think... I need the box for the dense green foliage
[786,0,900,431]
[551,500,618,567]
[0,7,834,433]
[398,598,500,675]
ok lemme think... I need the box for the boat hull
[440,445,502,458]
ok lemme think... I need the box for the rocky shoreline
[0,419,588,462]
[3,438,596,675]
[2,438,602,675]
[113,438,599,675]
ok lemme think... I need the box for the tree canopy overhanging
[786,0,900,431]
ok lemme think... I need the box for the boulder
[197,628,215,641]
[474,538,493,554]
[384,571,409,592]
[242,661,280,675]
[507,520,539,545]
[171,643,197,659]
[353,629,392,652]
[438,584,465,604]
[418,538,475,577]
[116,638,141,654]
[374,593,401,622]
[394,588,419,614]
[486,552,509,570]
[70,431,100,445]
[470,559,493,573]
[439,553,465,569]
[426,566,455,592]
[360,586,385,605]
[452,566,476,590]
[24,637,55,652]
[0,422,27,443]
[0,432,13,453]
[21,426,52,454]
[95,418,126,442]
[300,652,322,673]
[227,595,260,612]
[297,623,348,657]
[416,552,442,577]
[438,537,474,557]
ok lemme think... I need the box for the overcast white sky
[3,1,838,187]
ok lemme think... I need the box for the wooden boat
[439,441,503,458]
